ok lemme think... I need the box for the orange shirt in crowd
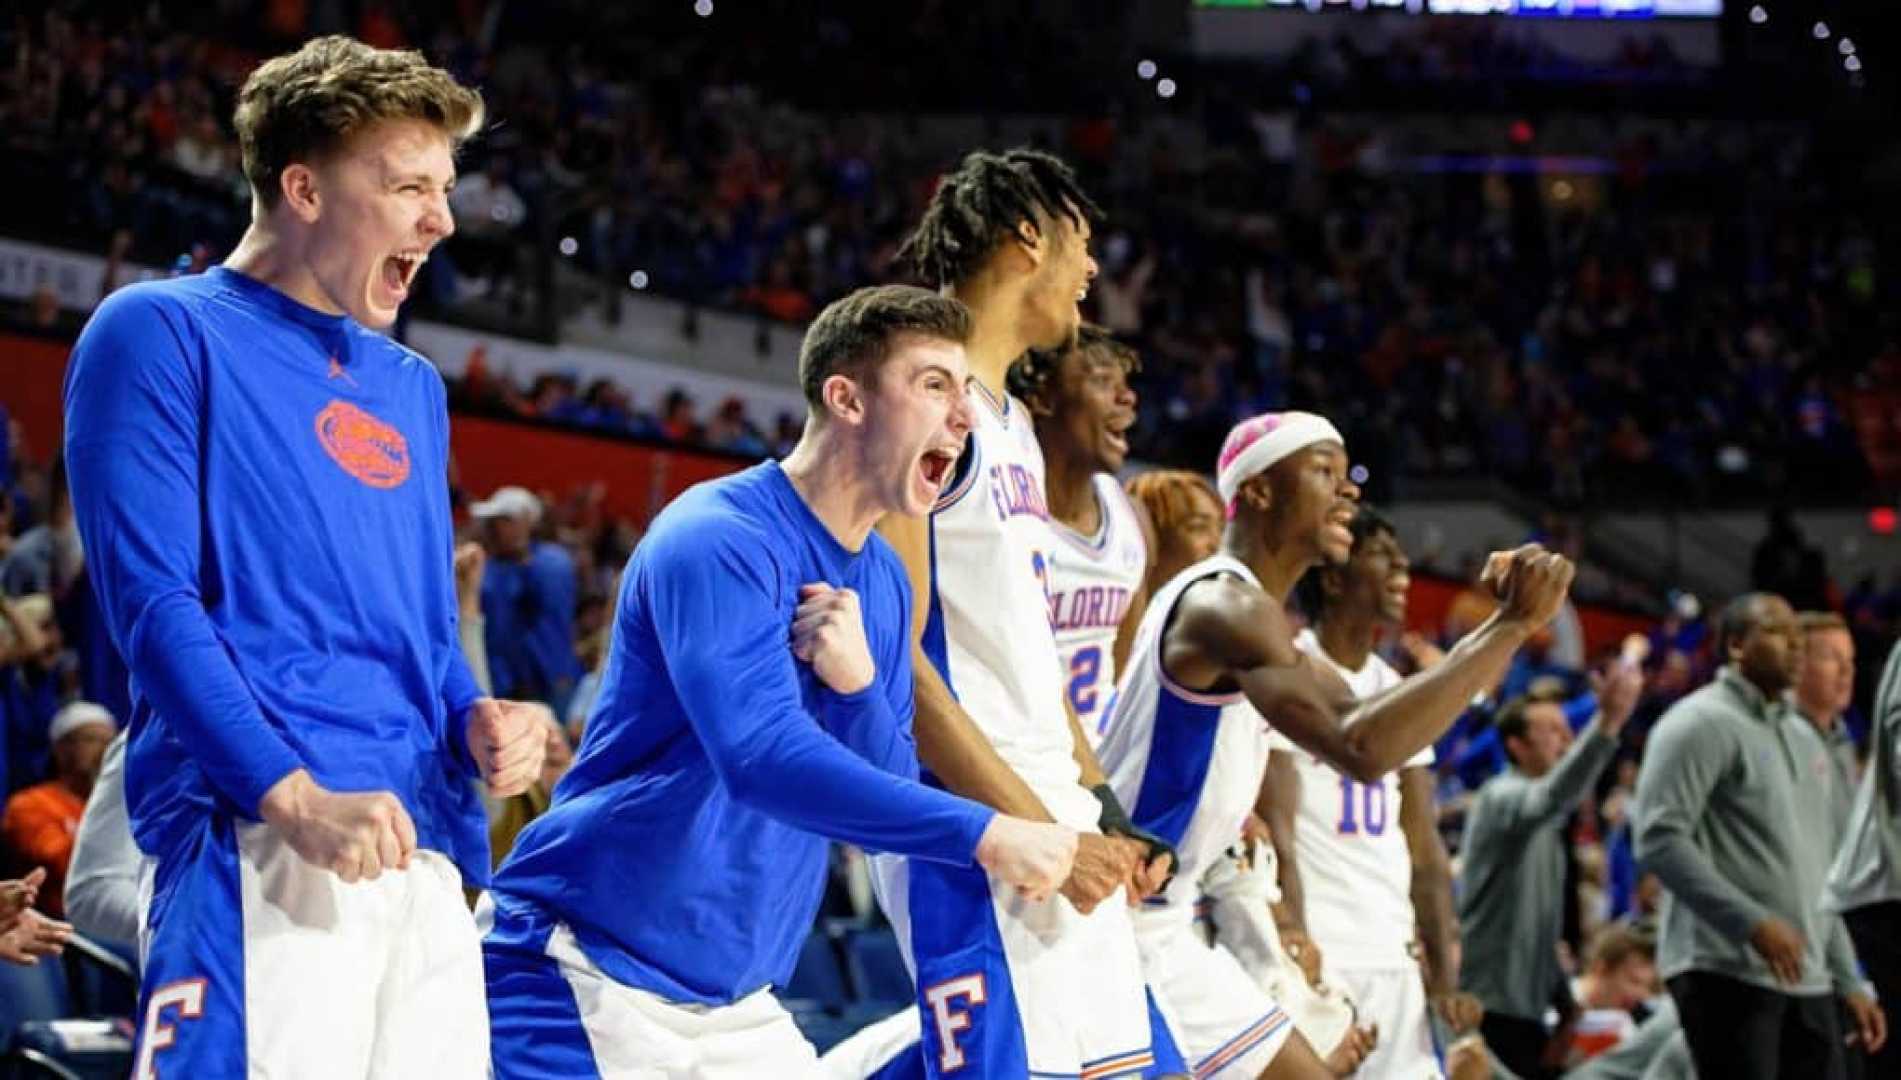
[1,782,85,918]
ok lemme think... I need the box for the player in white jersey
[1264,504,1484,1079]
[873,148,1177,1078]
[1098,410,1576,1078]
[1009,325,1153,750]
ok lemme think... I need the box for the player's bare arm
[1262,750,1306,932]
[1169,548,1572,782]
[878,510,1054,822]
[1402,764,1479,1031]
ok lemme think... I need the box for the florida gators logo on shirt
[314,399,410,489]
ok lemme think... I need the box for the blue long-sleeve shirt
[62,268,490,885]
[490,461,993,1005]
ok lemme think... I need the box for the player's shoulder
[350,323,447,392]
[643,466,781,556]
[1173,569,1285,664]
[81,276,215,346]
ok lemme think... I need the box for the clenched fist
[260,770,418,883]
[791,584,876,695]
[975,815,1078,903]
[467,698,553,799]
[1481,544,1575,631]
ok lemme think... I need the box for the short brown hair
[1799,611,1849,635]
[1586,923,1656,972]
[1007,324,1139,408]
[798,285,971,411]
[235,35,484,208]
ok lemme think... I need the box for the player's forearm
[1067,702,1107,789]
[714,690,995,864]
[1260,755,1305,928]
[911,645,1054,822]
[1338,613,1530,778]
[1412,847,1460,992]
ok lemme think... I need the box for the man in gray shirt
[1635,593,1884,1080]
[1826,636,1901,1077]
[1460,664,1641,1079]
[1796,611,1861,841]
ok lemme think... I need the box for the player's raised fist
[1485,544,1574,630]
[259,769,419,883]
[791,583,876,695]
[467,698,553,799]
[975,815,1077,904]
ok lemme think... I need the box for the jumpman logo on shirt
[327,356,359,388]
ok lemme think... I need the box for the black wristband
[1091,783,1179,883]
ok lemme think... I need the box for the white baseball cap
[49,701,115,744]
[470,486,542,523]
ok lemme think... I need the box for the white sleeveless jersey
[925,383,1095,830]
[1270,629,1432,969]
[1097,554,1270,916]
[1046,473,1148,750]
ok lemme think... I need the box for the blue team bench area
[783,918,912,1053]
[0,936,137,1080]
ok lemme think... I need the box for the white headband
[49,701,115,744]
[1215,411,1346,510]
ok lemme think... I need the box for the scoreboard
[1196,0,1722,16]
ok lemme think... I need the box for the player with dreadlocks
[1007,325,1153,750]
[868,149,1181,1077]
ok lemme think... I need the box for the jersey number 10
[1336,775,1388,837]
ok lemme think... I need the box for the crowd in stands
[2,2,1890,511]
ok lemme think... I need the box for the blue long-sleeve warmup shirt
[62,268,490,885]
[490,461,994,1005]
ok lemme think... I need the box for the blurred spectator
[0,459,81,599]
[1,594,68,793]
[1460,663,1640,1080]
[473,486,582,714]
[448,154,529,301]
[705,397,768,456]
[1795,612,1861,840]
[1565,924,1660,1064]
[1,701,115,918]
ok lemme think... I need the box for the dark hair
[798,285,972,411]
[235,36,484,209]
[1295,504,1398,620]
[1495,695,1535,758]
[897,148,1103,289]
[1718,592,1775,659]
[1006,324,1138,408]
